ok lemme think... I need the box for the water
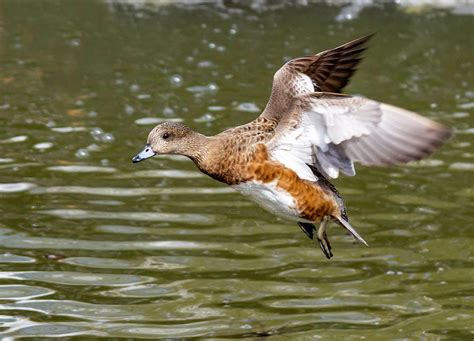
[0,1,473,339]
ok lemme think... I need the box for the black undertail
[297,222,315,240]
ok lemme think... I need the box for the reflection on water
[0,0,473,339]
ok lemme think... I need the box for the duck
[132,35,451,259]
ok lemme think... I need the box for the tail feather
[335,216,368,246]
[297,222,315,240]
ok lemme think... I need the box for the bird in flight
[133,35,451,259]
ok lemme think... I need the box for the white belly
[232,180,303,222]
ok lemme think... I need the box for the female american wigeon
[132,35,451,259]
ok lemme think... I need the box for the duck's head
[132,122,204,163]
[132,122,202,163]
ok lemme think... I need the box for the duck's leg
[317,216,333,259]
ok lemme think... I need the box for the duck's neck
[182,132,211,166]
[184,134,231,183]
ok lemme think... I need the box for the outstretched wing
[266,93,452,181]
[260,34,373,121]
[291,34,374,93]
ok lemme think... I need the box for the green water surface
[0,1,473,339]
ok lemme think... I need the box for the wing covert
[266,93,452,180]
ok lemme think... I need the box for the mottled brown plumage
[133,35,452,259]
[245,144,339,223]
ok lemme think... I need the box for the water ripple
[0,299,221,321]
[0,285,54,300]
[0,182,36,193]
[0,271,153,287]
[38,209,216,224]
[47,165,117,173]
[0,235,221,251]
[112,169,204,179]
[33,186,233,196]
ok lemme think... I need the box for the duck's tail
[334,216,368,246]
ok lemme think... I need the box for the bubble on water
[75,149,89,159]
[88,111,98,117]
[34,142,53,150]
[197,60,215,68]
[125,104,135,115]
[101,159,110,166]
[458,102,474,109]
[216,46,226,53]
[134,117,183,125]
[235,102,260,113]
[344,13,353,20]
[129,84,140,92]
[194,113,216,123]
[208,42,216,49]
[115,79,124,85]
[75,100,84,106]
[1,135,28,143]
[90,128,104,141]
[162,107,175,117]
[452,112,469,118]
[90,128,114,144]
[186,83,218,94]
[335,3,364,22]
[229,27,238,35]
[208,106,226,111]
[0,158,14,163]
[465,91,474,98]
[449,162,474,171]
[186,56,194,63]
[0,103,10,110]
[100,133,115,143]
[86,143,101,152]
[51,127,87,133]
[430,103,438,109]
[137,93,151,100]
[208,83,218,92]
[69,38,81,47]
[169,74,183,87]
[0,183,36,193]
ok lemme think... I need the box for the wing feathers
[343,103,452,166]
[267,93,451,180]
[299,34,374,92]
[260,35,373,121]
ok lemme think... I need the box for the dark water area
[0,1,473,339]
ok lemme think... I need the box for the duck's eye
[162,132,170,140]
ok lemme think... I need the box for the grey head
[132,122,204,163]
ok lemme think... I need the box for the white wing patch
[266,94,450,180]
[267,96,382,180]
[269,126,317,182]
